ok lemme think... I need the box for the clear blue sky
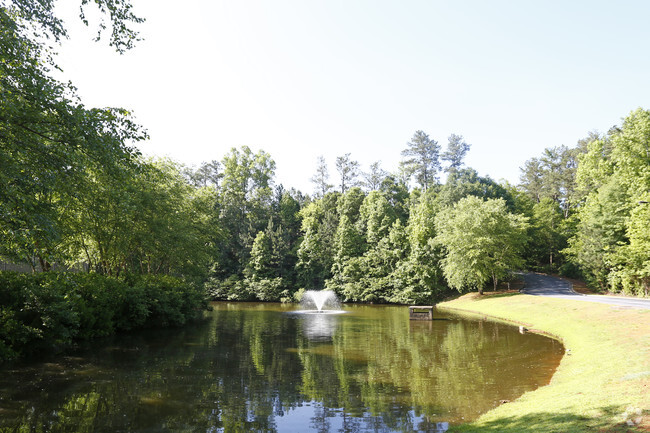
[55,0,650,194]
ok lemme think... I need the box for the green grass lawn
[438,293,650,432]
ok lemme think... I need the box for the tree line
[200,113,650,301]
[198,132,528,303]
[519,110,650,297]
[2,0,650,309]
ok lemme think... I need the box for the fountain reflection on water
[290,290,345,341]
[299,313,340,341]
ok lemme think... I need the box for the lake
[0,302,563,432]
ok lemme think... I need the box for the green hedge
[0,272,209,362]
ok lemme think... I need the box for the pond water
[0,303,563,432]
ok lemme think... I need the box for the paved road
[520,272,650,310]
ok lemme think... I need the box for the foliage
[327,188,367,294]
[210,146,276,278]
[183,160,222,188]
[565,108,650,294]
[0,271,208,362]
[608,201,650,296]
[390,192,445,304]
[0,3,146,271]
[326,188,449,305]
[436,168,513,209]
[63,158,216,277]
[527,197,567,271]
[1,0,143,56]
[0,1,218,280]
[310,155,333,198]
[400,130,441,191]
[335,153,361,193]
[0,0,221,364]
[519,144,584,217]
[435,196,528,294]
[296,192,340,288]
[204,274,252,301]
[363,161,388,191]
[441,134,471,175]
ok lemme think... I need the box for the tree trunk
[26,254,36,273]
[82,243,93,273]
[38,255,51,272]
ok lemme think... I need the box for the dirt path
[520,272,650,310]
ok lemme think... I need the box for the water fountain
[291,290,344,341]
[299,290,343,314]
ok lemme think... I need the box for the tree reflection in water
[0,303,563,432]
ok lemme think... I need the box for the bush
[205,275,297,302]
[205,275,254,301]
[292,288,306,303]
[558,262,583,280]
[0,271,209,362]
[134,274,207,327]
[247,278,284,302]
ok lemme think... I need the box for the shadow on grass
[481,292,521,299]
[460,292,522,301]
[450,406,642,433]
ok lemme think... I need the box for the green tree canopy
[0,1,146,270]
[296,192,341,288]
[519,145,583,217]
[566,108,650,293]
[435,196,528,294]
[213,146,276,277]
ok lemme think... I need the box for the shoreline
[437,292,649,432]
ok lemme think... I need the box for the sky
[53,0,650,194]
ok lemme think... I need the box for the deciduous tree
[436,196,528,294]
[212,146,276,277]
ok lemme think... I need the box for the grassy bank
[438,293,650,433]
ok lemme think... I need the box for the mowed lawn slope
[438,293,650,432]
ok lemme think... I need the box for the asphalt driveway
[520,272,650,310]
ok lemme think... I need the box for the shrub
[247,278,284,302]
[205,275,296,302]
[205,275,255,301]
[292,288,305,303]
[134,274,207,327]
[0,271,209,362]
